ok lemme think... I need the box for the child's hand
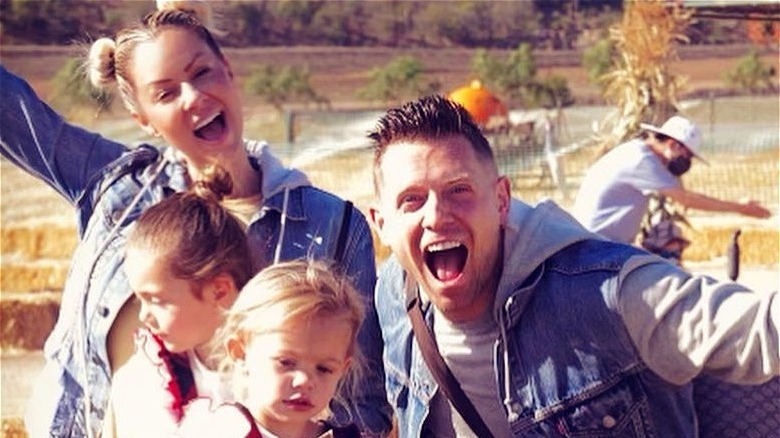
[178,398,261,438]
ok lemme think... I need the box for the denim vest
[376,240,697,438]
[0,66,390,438]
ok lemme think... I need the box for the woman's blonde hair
[217,259,366,415]
[86,0,223,114]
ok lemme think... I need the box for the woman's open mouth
[194,112,226,141]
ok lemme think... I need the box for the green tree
[582,38,615,89]
[470,43,569,109]
[50,58,113,115]
[470,49,505,87]
[357,55,439,104]
[244,64,328,111]
[438,1,497,47]
[222,2,270,47]
[724,49,776,93]
[531,74,575,109]
[313,1,374,46]
[372,0,424,47]
[271,0,326,44]
[1,0,107,45]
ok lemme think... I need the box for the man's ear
[496,176,512,225]
[132,112,159,137]
[368,205,388,245]
[226,336,246,361]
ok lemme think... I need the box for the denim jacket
[376,199,779,437]
[0,66,391,438]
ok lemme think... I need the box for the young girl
[179,260,365,438]
[101,164,257,437]
[2,1,388,435]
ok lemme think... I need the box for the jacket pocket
[557,375,652,437]
[522,375,653,438]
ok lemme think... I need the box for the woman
[0,2,389,437]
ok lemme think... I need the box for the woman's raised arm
[0,65,128,205]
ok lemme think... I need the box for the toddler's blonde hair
[217,259,366,419]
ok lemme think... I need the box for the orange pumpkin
[448,80,508,125]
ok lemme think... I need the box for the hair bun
[88,37,117,88]
[156,0,213,28]
[192,164,234,203]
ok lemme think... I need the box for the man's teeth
[427,241,461,252]
[194,112,220,130]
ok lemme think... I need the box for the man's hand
[738,199,772,219]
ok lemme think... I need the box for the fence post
[284,110,296,144]
[708,91,715,139]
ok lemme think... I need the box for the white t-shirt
[427,307,514,437]
[573,139,680,243]
[188,350,231,402]
[102,349,229,438]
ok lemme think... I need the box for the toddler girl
[180,259,365,438]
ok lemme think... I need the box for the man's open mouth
[194,112,226,141]
[425,241,467,281]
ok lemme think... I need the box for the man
[572,115,771,244]
[367,95,779,437]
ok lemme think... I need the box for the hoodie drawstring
[76,154,169,438]
[273,186,290,264]
[499,295,519,423]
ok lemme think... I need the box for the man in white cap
[573,115,771,244]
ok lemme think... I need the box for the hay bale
[0,293,60,351]
[1,226,77,260]
[683,226,779,266]
[0,262,69,293]
[1,418,27,438]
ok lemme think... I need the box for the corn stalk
[592,0,694,154]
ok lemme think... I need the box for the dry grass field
[1,45,778,437]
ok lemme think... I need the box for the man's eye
[450,183,472,195]
[399,194,423,209]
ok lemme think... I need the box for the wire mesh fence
[284,95,778,226]
[483,94,779,215]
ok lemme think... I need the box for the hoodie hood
[245,139,311,198]
[494,198,598,316]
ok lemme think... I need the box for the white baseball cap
[641,115,707,163]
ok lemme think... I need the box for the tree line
[0,0,760,49]
[8,0,772,114]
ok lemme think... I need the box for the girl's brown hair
[127,164,254,296]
